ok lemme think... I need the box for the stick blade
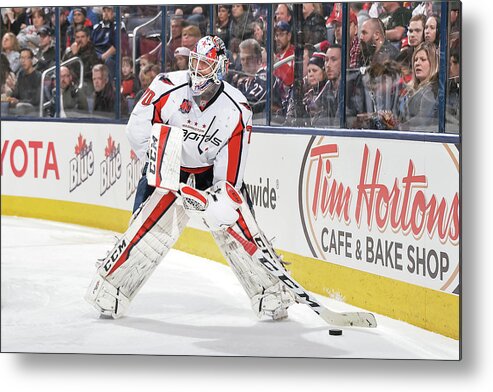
[319,309,377,328]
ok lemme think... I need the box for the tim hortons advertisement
[299,136,460,294]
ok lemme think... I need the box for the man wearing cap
[172,47,190,71]
[91,6,127,77]
[35,25,56,73]
[66,7,92,49]
[327,9,361,68]
[273,21,294,88]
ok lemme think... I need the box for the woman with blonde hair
[1,32,21,73]
[400,41,439,131]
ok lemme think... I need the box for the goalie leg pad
[85,190,189,317]
[251,283,293,321]
[210,205,295,321]
[86,275,130,319]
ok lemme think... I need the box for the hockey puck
[329,329,343,336]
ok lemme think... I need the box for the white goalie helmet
[188,35,229,95]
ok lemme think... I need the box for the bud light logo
[126,150,142,200]
[100,135,122,196]
[69,134,94,192]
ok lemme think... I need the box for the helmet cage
[188,36,228,95]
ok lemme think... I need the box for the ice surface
[1,216,459,359]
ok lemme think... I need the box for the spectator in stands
[2,8,30,36]
[286,52,327,125]
[379,2,412,50]
[187,12,208,37]
[1,32,21,74]
[450,3,460,35]
[35,25,55,73]
[325,2,341,45]
[91,64,115,114]
[121,56,140,99]
[353,60,403,130]
[216,5,231,47]
[138,54,153,71]
[172,47,190,71]
[397,14,426,70]
[8,48,41,115]
[359,18,399,67]
[134,63,160,102]
[303,43,316,78]
[350,2,370,36]
[1,53,17,99]
[174,8,184,18]
[400,42,439,131]
[302,3,326,46]
[424,1,439,17]
[166,16,185,67]
[312,45,342,126]
[16,8,47,50]
[252,19,266,47]
[68,7,100,27]
[52,7,70,54]
[328,9,361,68]
[181,25,202,51]
[273,21,294,88]
[234,39,267,117]
[63,25,100,93]
[424,15,440,46]
[92,6,128,79]
[49,65,88,116]
[65,7,93,49]
[229,4,254,42]
[275,4,293,24]
[447,48,460,129]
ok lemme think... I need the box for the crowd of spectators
[1,6,129,117]
[0,2,461,132]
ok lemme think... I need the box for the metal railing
[132,10,162,75]
[39,56,84,117]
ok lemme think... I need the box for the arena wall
[1,121,460,339]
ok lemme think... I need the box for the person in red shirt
[273,21,294,88]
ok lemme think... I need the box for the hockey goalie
[85,35,376,328]
[85,35,295,321]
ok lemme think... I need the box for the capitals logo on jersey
[179,99,192,114]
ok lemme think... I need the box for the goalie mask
[189,35,228,96]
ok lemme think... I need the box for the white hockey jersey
[126,70,253,189]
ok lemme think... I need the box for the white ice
[1,216,459,359]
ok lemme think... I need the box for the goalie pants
[133,163,253,214]
[133,163,215,213]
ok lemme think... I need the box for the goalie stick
[179,182,377,328]
[226,227,377,328]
